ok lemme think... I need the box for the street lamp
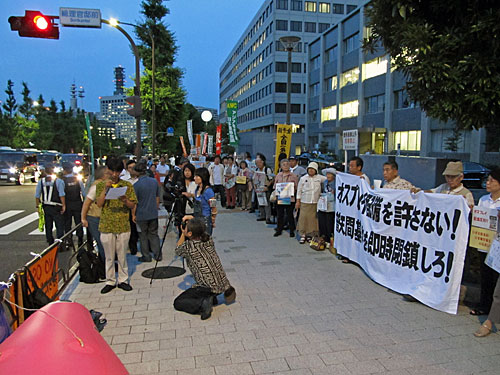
[279,36,301,126]
[104,18,142,158]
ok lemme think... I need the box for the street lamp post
[279,36,301,126]
[103,19,142,158]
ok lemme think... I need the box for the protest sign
[334,172,470,314]
[470,206,499,251]
[485,240,500,273]
[274,124,292,173]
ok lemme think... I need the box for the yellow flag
[274,124,293,173]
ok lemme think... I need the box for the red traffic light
[8,10,59,39]
[125,95,142,118]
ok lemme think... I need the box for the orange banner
[180,136,188,157]
[25,245,59,300]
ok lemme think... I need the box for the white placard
[342,129,358,150]
[334,172,470,314]
[472,206,498,231]
[105,187,127,200]
[485,240,500,273]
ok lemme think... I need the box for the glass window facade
[365,94,385,113]
[305,22,317,33]
[305,1,317,12]
[319,2,331,13]
[340,67,359,87]
[321,105,337,122]
[291,0,303,10]
[363,55,388,80]
[339,100,359,119]
[324,76,338,92]
[394,131,421,151]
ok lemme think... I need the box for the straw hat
[442,161,463,176]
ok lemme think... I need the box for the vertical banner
[202,133,208,155]
[179,136,188,157]
[226,100,239,147]
[207,135,214,155]
[195,134,201,155]
[274,124,293,173]
[334,173,470,314]
[216,124,222,155]
[187,120,194,146]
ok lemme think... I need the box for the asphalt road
[0,182,54,281]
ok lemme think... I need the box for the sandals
[470,309,488,316]
[299,236,306,244]
[474,323,492,337]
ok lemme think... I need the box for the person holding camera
[174,217,236,320]
[193,167,217,235]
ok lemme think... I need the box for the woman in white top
[181,163,197,215]
[296,162,327,244]
[473,169,500,337]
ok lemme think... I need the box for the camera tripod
[141,198,186,284]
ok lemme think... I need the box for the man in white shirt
[157,156,170,184]
[349,156,370,185]
[209,155,226,207]
[289,156,307,178]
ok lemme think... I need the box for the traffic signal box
[126,95,142,118]
[8,11,59,39]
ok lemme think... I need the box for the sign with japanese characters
[342,129,358,150]
[334,172,470,314]
[215,124,222,155]
[470,206,498,251]
[59,7,101,28]
[274,124,292,173]
[226,100,239,147]
[187,120,194,145]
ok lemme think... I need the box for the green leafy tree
[364,0,500,130]
[2,80,17,117]
[0,80,17,145]
[18,82,33,118]
[444,125,462,152]
[135,0,186,156]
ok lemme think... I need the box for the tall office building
[219,0,362,158]
[306,2,499,165]
[97,67,147,144]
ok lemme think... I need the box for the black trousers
[129,212,138,253]
[478,251,499,312]
[212,184,226,207]
[318,211,335,241]
[63,204,83,240]
[43,205,65,245]
[276,203,295,232]
[173,287,216,315]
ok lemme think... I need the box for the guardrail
[1,223,86,331]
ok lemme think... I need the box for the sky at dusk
[1,0,264,113]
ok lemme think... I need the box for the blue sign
[167,127,174,137]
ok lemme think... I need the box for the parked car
[0,151,39,184]
[37,152,61,172]
[311,154,344,172]
[462,161,490,189]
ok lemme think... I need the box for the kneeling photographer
[173,217,236,320]
[163,167,189,234]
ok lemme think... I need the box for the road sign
[342,129,358,150]
[167,127,174,137]
[59,7,101,28]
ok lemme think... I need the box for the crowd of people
[34,152,500,329]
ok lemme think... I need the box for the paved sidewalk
[65,209,500,375]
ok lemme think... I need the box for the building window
[324,76,338,92]
[305,22,316,33]
[339,100,359,119]
[305,1,317,12]
[324,45,338,63]
[290,21,302,32]
[291,83,301,93]
[365,94,385,114]
[276,20,288,31]
[394,130,421,151]
[394,89,416,109]
[343,33,359,54]
[291,104,301,113]
[311,55,320,70]
[310,82,320,96]
[277,0,288,10]
[363,55,388,80]
[309,110,319,122]
[291,0,303,11]
[291,62,302,72]
[340,67,359,87]
[346,4,357,13]
[332,3,344,14]
[276,82,287,93]
[319,23,330,33]
[276,62,287,72]
[321,105,337,122]
[319,2,331,13]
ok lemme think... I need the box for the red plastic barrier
[0,301,127,374]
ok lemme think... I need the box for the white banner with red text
[334,172,470,314]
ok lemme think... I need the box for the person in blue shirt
[35,164,66,245]
[191,167,217,235]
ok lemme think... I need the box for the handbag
[310,236,326,251]
[22,266,52,317]
[236,176,247,184]
[269,190,277,202]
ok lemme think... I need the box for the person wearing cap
[471,168,500,329]
[382,161,415,190]
[289,156,307,179]
[61,162,86,247]
[35,164,66,245]
[133,161,162,262]
[273,158,298,237]
[427,161,474,209]
[318,168,336,247]
[296,162,327,244]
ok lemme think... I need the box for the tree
[18,82,33,118]
[135,0,186,156]
[364,0,500,130]
[2,80,17,117]
[444,125,462,152]
[0,80,17,145]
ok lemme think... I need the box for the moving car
[60,153,86,179]
[0,151,38,184]
[37,152,61,172]
[462,161,490,189]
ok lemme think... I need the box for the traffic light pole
[102,19,142,158]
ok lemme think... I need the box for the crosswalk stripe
[0,213,39,235]
[0,210,24,222]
